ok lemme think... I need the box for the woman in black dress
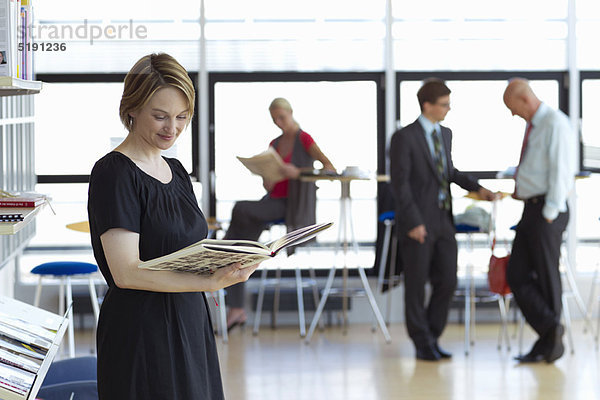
[87,53,259,399]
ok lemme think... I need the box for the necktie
[432,129,451,210]
[513,123,533,199]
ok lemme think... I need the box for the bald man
[503,78,578,363]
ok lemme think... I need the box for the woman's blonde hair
[269,97,293,112]
[119,53,195,132]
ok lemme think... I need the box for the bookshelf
[0,296,68,400]
[0,77,42,97]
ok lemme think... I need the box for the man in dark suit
[389,78,496,361]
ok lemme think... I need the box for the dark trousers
[400,208,457,348]
[507,201,569,337]
[224,195,287,308]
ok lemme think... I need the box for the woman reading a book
[224,97,336,330]
[87,53,258,400]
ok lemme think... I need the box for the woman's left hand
[280,163,300,179]
[211,262,260,290]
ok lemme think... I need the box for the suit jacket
[389,118,480,236]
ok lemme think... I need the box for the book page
[268,222,333,255]
[139,247,270,275]
[236,146,286,182]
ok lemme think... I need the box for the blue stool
[31,261,100,358]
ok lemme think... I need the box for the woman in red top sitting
[224,97,335,330]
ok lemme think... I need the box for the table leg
[305,263,338,344]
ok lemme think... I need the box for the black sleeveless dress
[88,151,224,400]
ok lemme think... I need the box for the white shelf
[0,205,44,235]
[0,77,42,96]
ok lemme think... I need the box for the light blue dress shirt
[515,102,578,220]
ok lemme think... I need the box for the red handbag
[487,200,511,296]
[488,252,511,296]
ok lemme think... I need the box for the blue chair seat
[378,211,395,222]
[455,223,480,233]
[31,261,97,276]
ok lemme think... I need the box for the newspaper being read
[139,222,333,276]
[236,146,286,182]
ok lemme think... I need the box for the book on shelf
[0,196,45,208]
[0,213,24,222]
[139,221,333,276]
[0,362,35,398]
[236,146,286,182]
[0,348,41,374]
[0,0,34,81]
[0,207,44,235]
[0,296,67,400]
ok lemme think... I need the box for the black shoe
[514,338,545,363]
[416,345,441,361]
[434,343,452,359]
[544,324,565,363]
[514,352,545,363]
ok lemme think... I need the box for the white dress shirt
[515,102,578,220]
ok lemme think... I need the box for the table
[301,174,391,343]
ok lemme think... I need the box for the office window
[577,79,600,258]
[34,1,202,73]
[577,0,600,69]
[204,0,385,71]
[581,80,600,171]
[213,80,378,243]
[391,0,568,71]
[399,79,559,172]
[34,82,192,176]
[30,81,194,250]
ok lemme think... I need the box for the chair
[454,222,511,355]
[252,219,321,337]
[584,217,600,345]
[37,356,98,400]
[375,211,402,326]
[205,217,229,344]
[31,261,100,358]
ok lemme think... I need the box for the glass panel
[213,80,378,244]
[399,79,559,171]
[582,80,600,170]
[391,0,568,70]
[34,82,192,175]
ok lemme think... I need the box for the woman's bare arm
[307,143,335,171]
[101,228,259,293]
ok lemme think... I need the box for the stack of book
[0,296,67,400]
[0,0,34,81]
[0,191,47,234]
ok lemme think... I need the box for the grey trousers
[224,195,287,308]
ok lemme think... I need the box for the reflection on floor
[70,320,600,400]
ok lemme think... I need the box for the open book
[139,222,333,276]
[236,146,286,182]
